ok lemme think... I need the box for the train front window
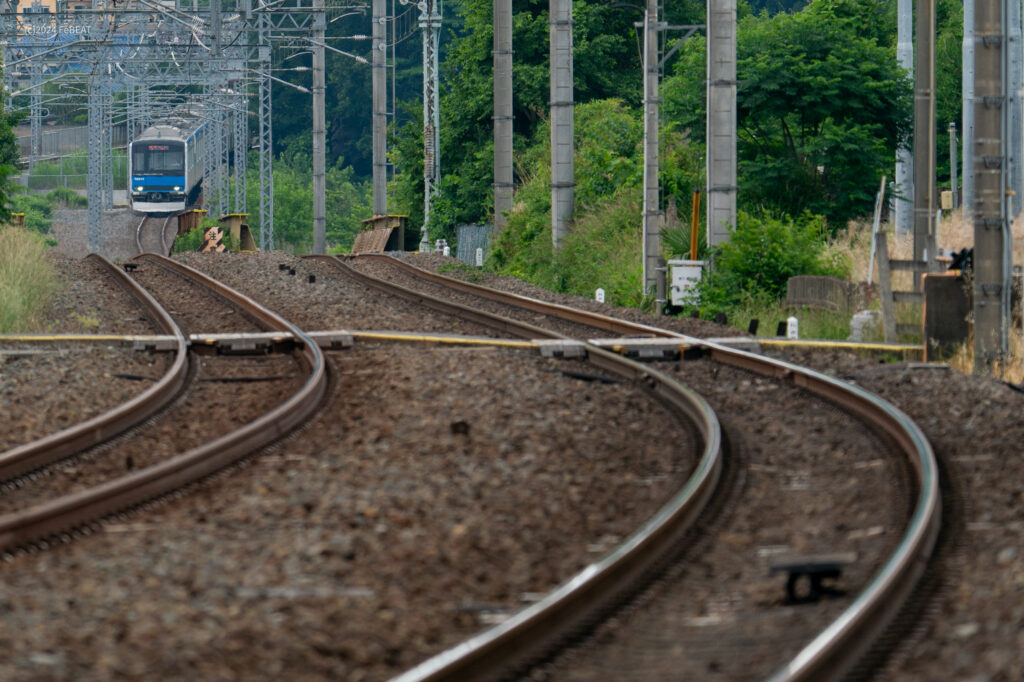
[133,143,184,173]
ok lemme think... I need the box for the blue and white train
[128,118,206,214]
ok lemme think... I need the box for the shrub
[46,187,87,208]
[697,210,849,314]
[8,191,54,235]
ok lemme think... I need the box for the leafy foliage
[664,0,911,228]
[9,189,55,235]
[172,225,207,253]
[487,99,655,306]
[389,0,695,234]
[270,9,420,178]
[244,144,373,253]
[24,150,127,191]
[46,187,87,208]
[934,0,964,185]
[697,210,849,313]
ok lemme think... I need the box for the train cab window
[133,142,185,173]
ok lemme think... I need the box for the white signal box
[668,260,704,306]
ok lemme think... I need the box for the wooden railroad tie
[770,552,857,604]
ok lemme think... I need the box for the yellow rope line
[350,332,537,348]
[757,338,921,353]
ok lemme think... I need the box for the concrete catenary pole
[972,0,1013,371]
[706,0,736,247]
[912,0,936,286]
[372,0,387,216]
[549,0,574,247]
[313,0,327,253]
[894,0,913,232]
[1008,0,1022,219]
[642,0,662,297]
[421,0,441,248]
[963,0,975,218]
[493,0,513,234]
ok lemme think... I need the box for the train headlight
[134,186,143,192]
[173,186,182,191]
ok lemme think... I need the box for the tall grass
[0,227,58,333]
[726,296,859,340]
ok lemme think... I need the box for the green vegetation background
[3,0,967,327]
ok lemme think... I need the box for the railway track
[327,254,941,681]
[0,254,188,482]
[0,252,943,681]
[136,214,175,256]
[344,253,671,340]
[0,255,327,554]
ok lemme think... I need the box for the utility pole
[972,0,1013,371]
[372,0,387,216]
[642,0,661,297]
[1009,0,1023,219]
[549,0,573,247]
[420,0,441,249]
[894,0,913,232]
[912,0,936,290]
[706,0,736,247]
[493,0,513,235]
[313,0,326,253]
[963,0,975,218]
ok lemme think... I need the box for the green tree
[0,99,21,220]
[245,141,373,253]
[390,0,703,235]
[934,0,963,186]
[665,0,911,228]
[486,99,675,306]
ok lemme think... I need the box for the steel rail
[0,254,189,482]
[0,255,328,553]
[347,253,678,338]
[360,257,940,681]
[160,215,174,256]
[391,346,723,682]
[729,347,940,681]
[135,215,175,256]
[134,215,148,255]
[309,255,724,681]
[305,255,570,341]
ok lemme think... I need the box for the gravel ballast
[0,343,695,681]
[1,244,1021,681]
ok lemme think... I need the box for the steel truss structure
[0,0,370,252]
